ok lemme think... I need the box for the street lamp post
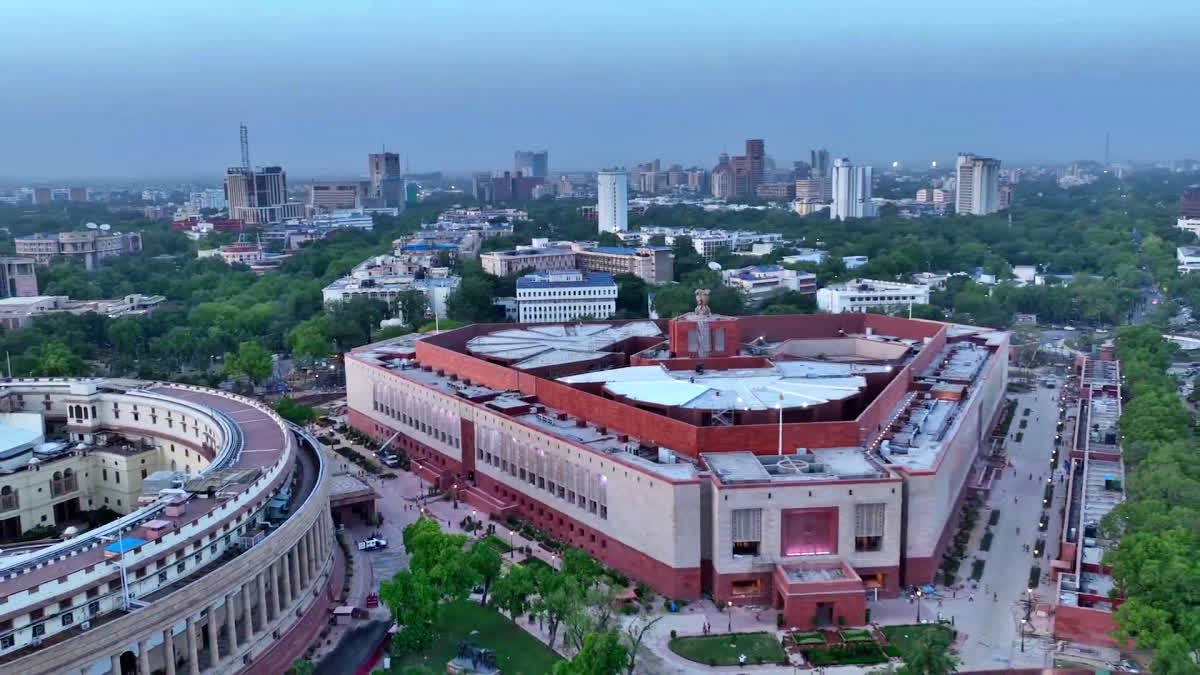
[1020,618,1027,652]
[916,589,923,623]
[727,601,733,632]
[452,483,459,509]
[509,530,515,559]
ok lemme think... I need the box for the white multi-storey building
[515,270,617,323]
[597,171,629,233]
[816,279,930,313]
[1177,246,1200,274]
[831,158,874,221]
[955,153,1002,215]
[722,265,817,303]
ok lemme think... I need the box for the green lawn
[880,624,956,655]
[807,643,887,666]
[392,600,561,675]
[479,534,512,554]
[839,628,874,642]
[791,631,825,646]
[669,632,787,666]
[519,556,555,573]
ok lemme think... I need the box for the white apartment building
[722,266,816,303]
[1177,218,1200,239]
[597,171,629,233]
[955,153,1002,215]
[515,270,617,323]
[1177,246,1200,274]
[816,279,930,313]
[831,158,874,221]
[780,249,828,265]
[843,255,869,270]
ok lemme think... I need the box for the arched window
[53,471,62,480]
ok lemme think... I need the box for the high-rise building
[795,178,832,203]
[830,158,874,221]
[811,149,831,178]
[1180,186,1200,220]
[711,154,734,200]
[491,171,544,202]
[597,170,628,233]
[368,152,404,207]
[729,139,766,200]
[686,168,707,193]
[955,153,1002,215]
[225,166,304,225]
[32,187,52,206]
[68,187,88,203]
[514,150,549,178]
[472,171,494,203]
[309,181,361,210]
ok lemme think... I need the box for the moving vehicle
[358,537,388,551]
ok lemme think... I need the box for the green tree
[31,341,85,376]
[392,289,429,328]
[534,570,580,649]
[287,316,331,362]
[273,397,318,425]
[561,548,603,589]
[223,341,273,384]
[467,540,503,605]
[491,563,536,621]
[446,277,497,323]
[553,630,628,675]
[895,630,960,675]
[107,317,145,358]
[288,659,315,675]
[379,569,439,655]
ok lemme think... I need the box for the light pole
[99,534,131,612]
[509,529,515,559]
[776,398,784,455]
[1020,618,1027,652]
[452,483,459,509]
[727,601,733,632]
[915,589,923,623]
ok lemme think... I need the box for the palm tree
[899,632,959,675]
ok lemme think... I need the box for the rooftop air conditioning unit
[80,620,92,631]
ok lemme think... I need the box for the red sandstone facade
[346,313,1008,627]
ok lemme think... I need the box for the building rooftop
[559,361,890,411]
[466,322,661,369]
[516,270,616,289]
[704,449,886,484]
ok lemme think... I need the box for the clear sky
[2,0,1198,180]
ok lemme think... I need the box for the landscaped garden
[791,631,825,646]
[880,624,956,656]
[392,600,562,674]
[806,642,888,666]
[839,628,874,642]
[669,632,788,667]
[479,534,512,555]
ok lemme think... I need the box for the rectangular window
[1,634,13,649]
[854,503,885,552]
[61,612,73,626]
[31,623,45,637]
[731,508,762,556]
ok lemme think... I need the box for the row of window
[728,503,886,557]
[475,426,608,520]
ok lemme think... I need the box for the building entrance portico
[774,561,867,629]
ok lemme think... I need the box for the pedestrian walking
[969,593,975,603]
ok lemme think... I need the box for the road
[955,383,1068,669]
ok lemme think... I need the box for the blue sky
[1,0,1198,180]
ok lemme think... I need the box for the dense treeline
[1102,324,1200,673]
[0,169,1195,379]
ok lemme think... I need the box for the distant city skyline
[1,2,1198,180]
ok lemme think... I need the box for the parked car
[358,537,388,551]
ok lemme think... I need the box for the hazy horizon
[2,1,1199,182]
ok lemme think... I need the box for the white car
[357,537,388,551]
